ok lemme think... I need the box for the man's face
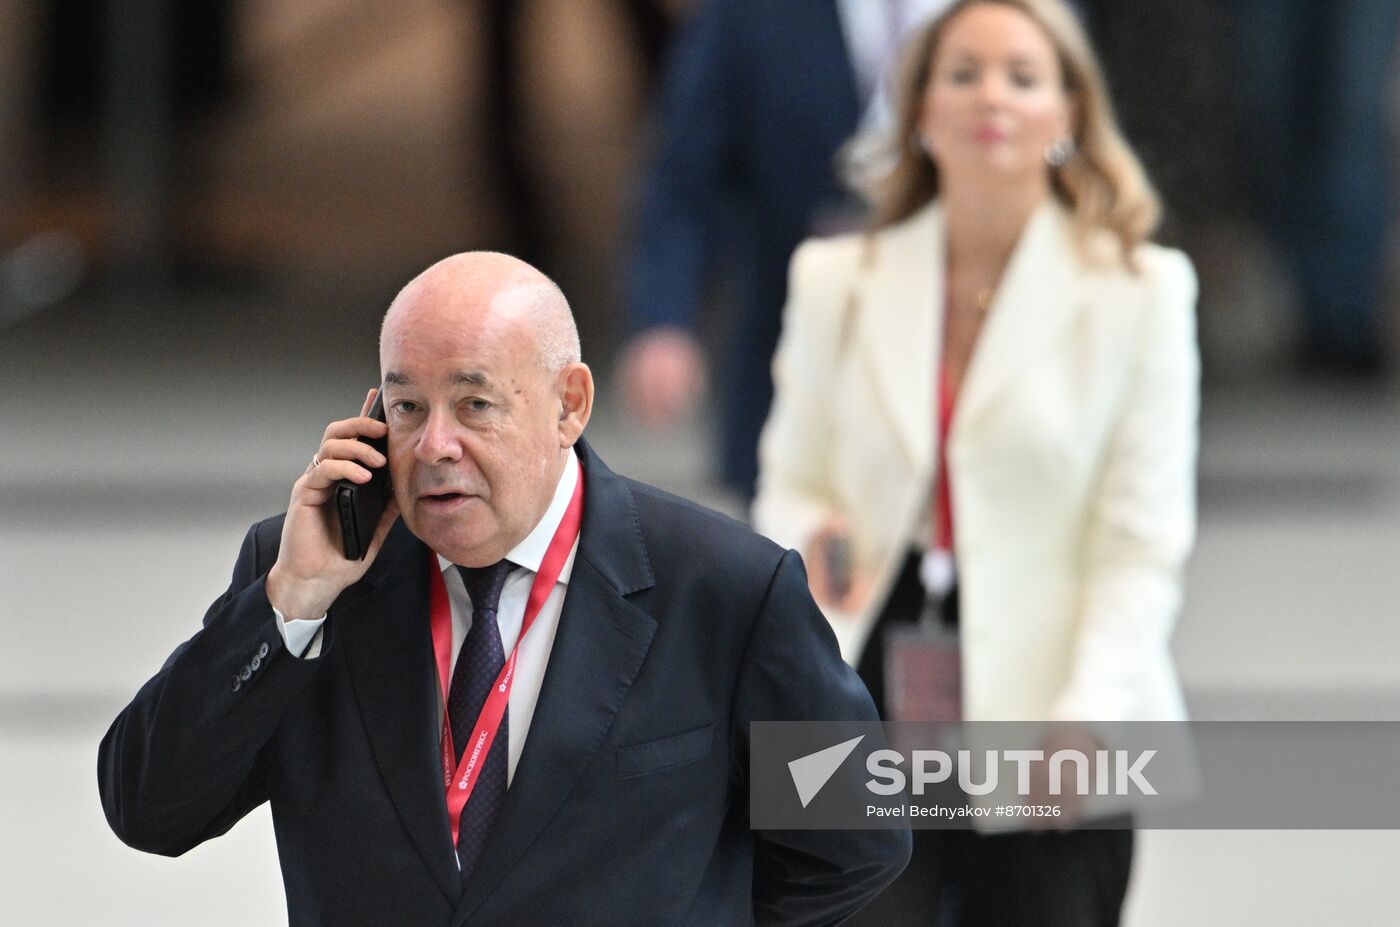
[379,287,566,566]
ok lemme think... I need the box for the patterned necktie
[448,560,514,879]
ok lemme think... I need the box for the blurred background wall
[4,0,1394,375]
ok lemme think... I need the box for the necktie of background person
[449,560,515,878]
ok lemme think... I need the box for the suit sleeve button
[250,655,262,672]
[258,641,270,659]
[231,675,242,692]
[240,666,253,681]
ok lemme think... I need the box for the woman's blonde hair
[859,0,1160,267]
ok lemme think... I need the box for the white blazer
[753,199,1198,725]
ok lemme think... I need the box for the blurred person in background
[619,0,949,500]
[474,0,677,266]
[34,0,237,280]
[754,1,1198,923]
[1231,0,1400,378]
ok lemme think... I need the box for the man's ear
[556,362,594,447]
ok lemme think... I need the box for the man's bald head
[380,251,580,375]
[376,251,594,566]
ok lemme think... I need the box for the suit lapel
[339,521,462,904]
[853,203,943,474]
[954,201,1086,432]
[453,440,657,924]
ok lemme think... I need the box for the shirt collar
[436,446,580,583]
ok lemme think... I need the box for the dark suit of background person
[98,436,910,926]
[623,0,865,498]
[1230,0,1400,376]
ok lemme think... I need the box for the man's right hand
[266,389,400,620]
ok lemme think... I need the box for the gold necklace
[947,263,996,315]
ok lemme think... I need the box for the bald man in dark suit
[99,252,909,926]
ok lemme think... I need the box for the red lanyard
[933,276,957,552]
[428,457,584,844]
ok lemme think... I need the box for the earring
[911,132,936,161]
[1045,136,1075,167]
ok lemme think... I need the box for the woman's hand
[1026,724,1104,830]
[805,516,875,613]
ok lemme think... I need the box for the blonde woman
[753,1,1198,923]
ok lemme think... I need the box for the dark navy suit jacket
[626,0,862,495]
[99,439,909,925]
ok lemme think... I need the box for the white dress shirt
[836,0,950,100]
[834,0,952,203]
[275,448,582,786]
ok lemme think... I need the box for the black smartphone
[335,391,390,560]
[824,534,851,603]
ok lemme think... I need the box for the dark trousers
[848,554,1134,926]
[847,827,1133,927]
